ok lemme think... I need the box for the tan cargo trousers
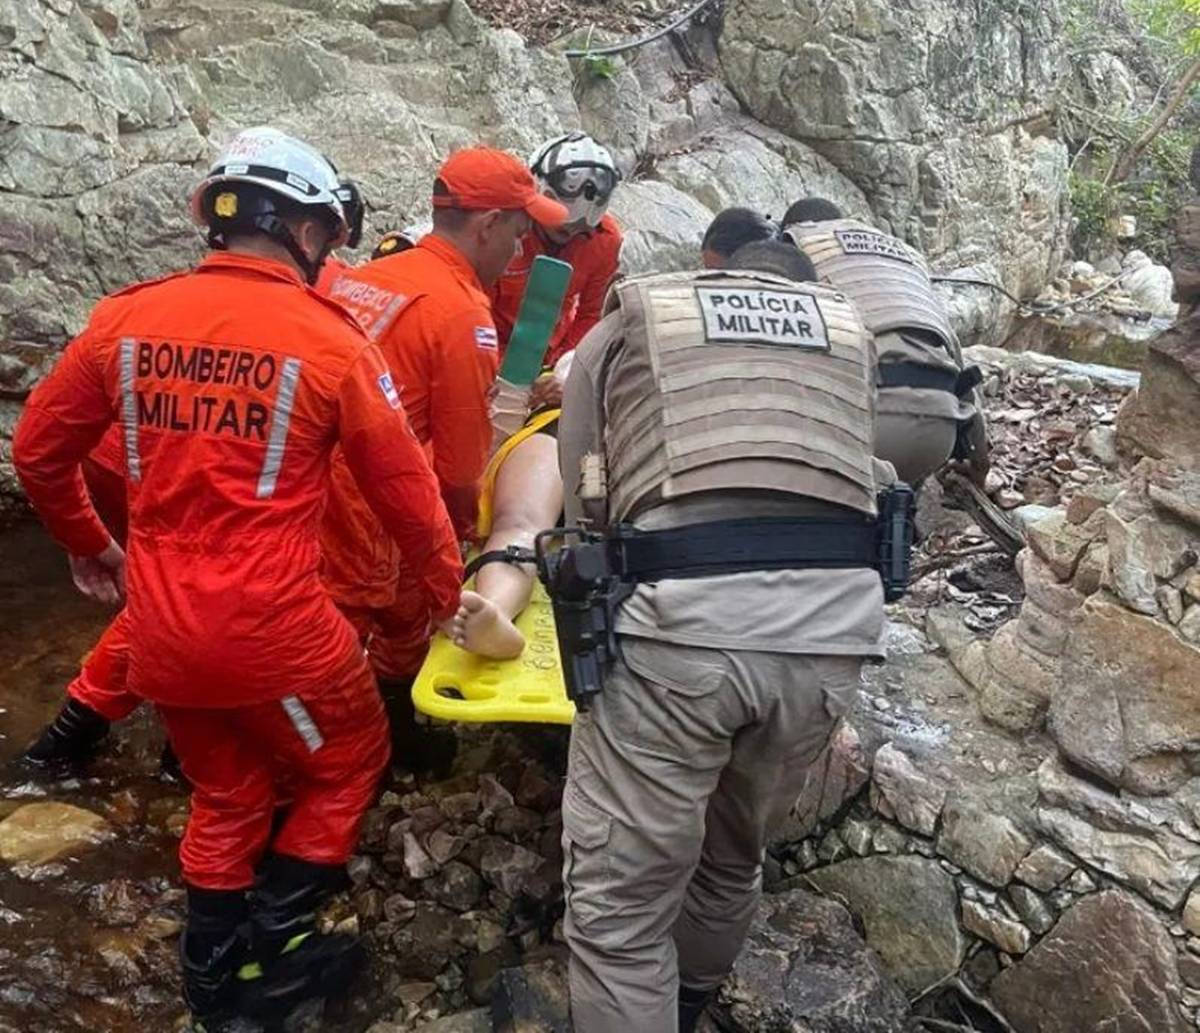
[874,328,978,486]
[561,635,862,1033]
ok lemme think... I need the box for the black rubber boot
[378,677,457,779]
[678,984,714,1033]
[182,886,250,1032]
[236,854,364,1022]
[16,698,110,777]
[160,740,190,789]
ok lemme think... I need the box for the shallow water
[0,522,189,1033]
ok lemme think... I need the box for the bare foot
[451,590,526,659]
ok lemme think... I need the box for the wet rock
[428,828,469,866]
[1036,756,1200,909]
[86,879,153,927]
[478,774,516,816]
[429,861,484,913]
[491,955,570,1032]
[803,855,964,995]
[403,830,438,880]
[413,1010,491,1032]
[480,839,544,898]
[383,892,417,925]
[937,789,1033,888]
[1008,884,1055,935]
[440,792,482,823]
[0,802,112,865]
[492,807,542,840]
[715,888,909,1032]
[992,890,1188,1033]
[1014,843,1076,891]
[514,768,559,812]
[961,899,1032,955]
[1053,595,1200,794]
[776,722,868,841]
[869,743,947,837]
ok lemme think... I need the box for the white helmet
[529,131,620,231]
[189,126,351,280]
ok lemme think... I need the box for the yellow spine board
[414,407,572,725]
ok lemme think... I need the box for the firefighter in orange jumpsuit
[18,179,369,780]
[319,147,567,730]
[490,132,622,375]
[12,127,462,1031]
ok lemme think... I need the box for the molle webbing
[602,270,877,523]
[786,219,957,352]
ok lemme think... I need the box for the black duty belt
[878,363,983,397]
[609,517,879,582]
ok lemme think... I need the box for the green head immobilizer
[497,255,573,385]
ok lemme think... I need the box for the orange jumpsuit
[13,251,462,888]
[489,214,622,367]
[67,255,355,724]
[321,235,499,679]
[66,426,137,722]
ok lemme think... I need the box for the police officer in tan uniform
[782,197,986,485]
[549,240,910,1032]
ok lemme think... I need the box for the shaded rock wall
[0,0,1073,506]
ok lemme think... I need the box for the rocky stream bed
[4,324,1200,1032]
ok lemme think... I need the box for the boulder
[719,0,1069,309]
[1121,250,1179,319]
[0,802,112,865]
[992,890,1189,1033]
[937,785,1034,888]
[1117,311,1200,469]
[1035,756,1200,909]
[715,888,910,1032]
[491,955,570,1033]
[803,855,965,995]
[869,744,947,837]
[775,722,869,842]
[960,899,1031,955]
[1053,594,1200,795]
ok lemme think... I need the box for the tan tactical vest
[600,269,878,523]
[784,218,956,350]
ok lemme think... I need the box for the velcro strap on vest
[878,363,983,398]
[609,517,879,582]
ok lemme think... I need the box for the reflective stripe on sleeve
[118,337,142,482]
[256,357,302,499]
[281,695,324,753]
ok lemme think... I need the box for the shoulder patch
[833,228,916,264]
[474,325,499,351]
[695,286,831,351]
[377,371,402,409]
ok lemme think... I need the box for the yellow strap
[476,408,561,538]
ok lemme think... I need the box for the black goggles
[545,163,619,202]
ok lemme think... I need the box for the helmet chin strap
[208,214,326,285]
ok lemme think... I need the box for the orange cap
[433,147,568,229]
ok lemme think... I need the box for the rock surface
[715,888,910,1033]
[720,0,1069,304]
[803,855,964,995]
[0,0,1075,503]
[0,802,111,865]
[992,890,1189,1033]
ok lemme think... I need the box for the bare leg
[451,433,563,659]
